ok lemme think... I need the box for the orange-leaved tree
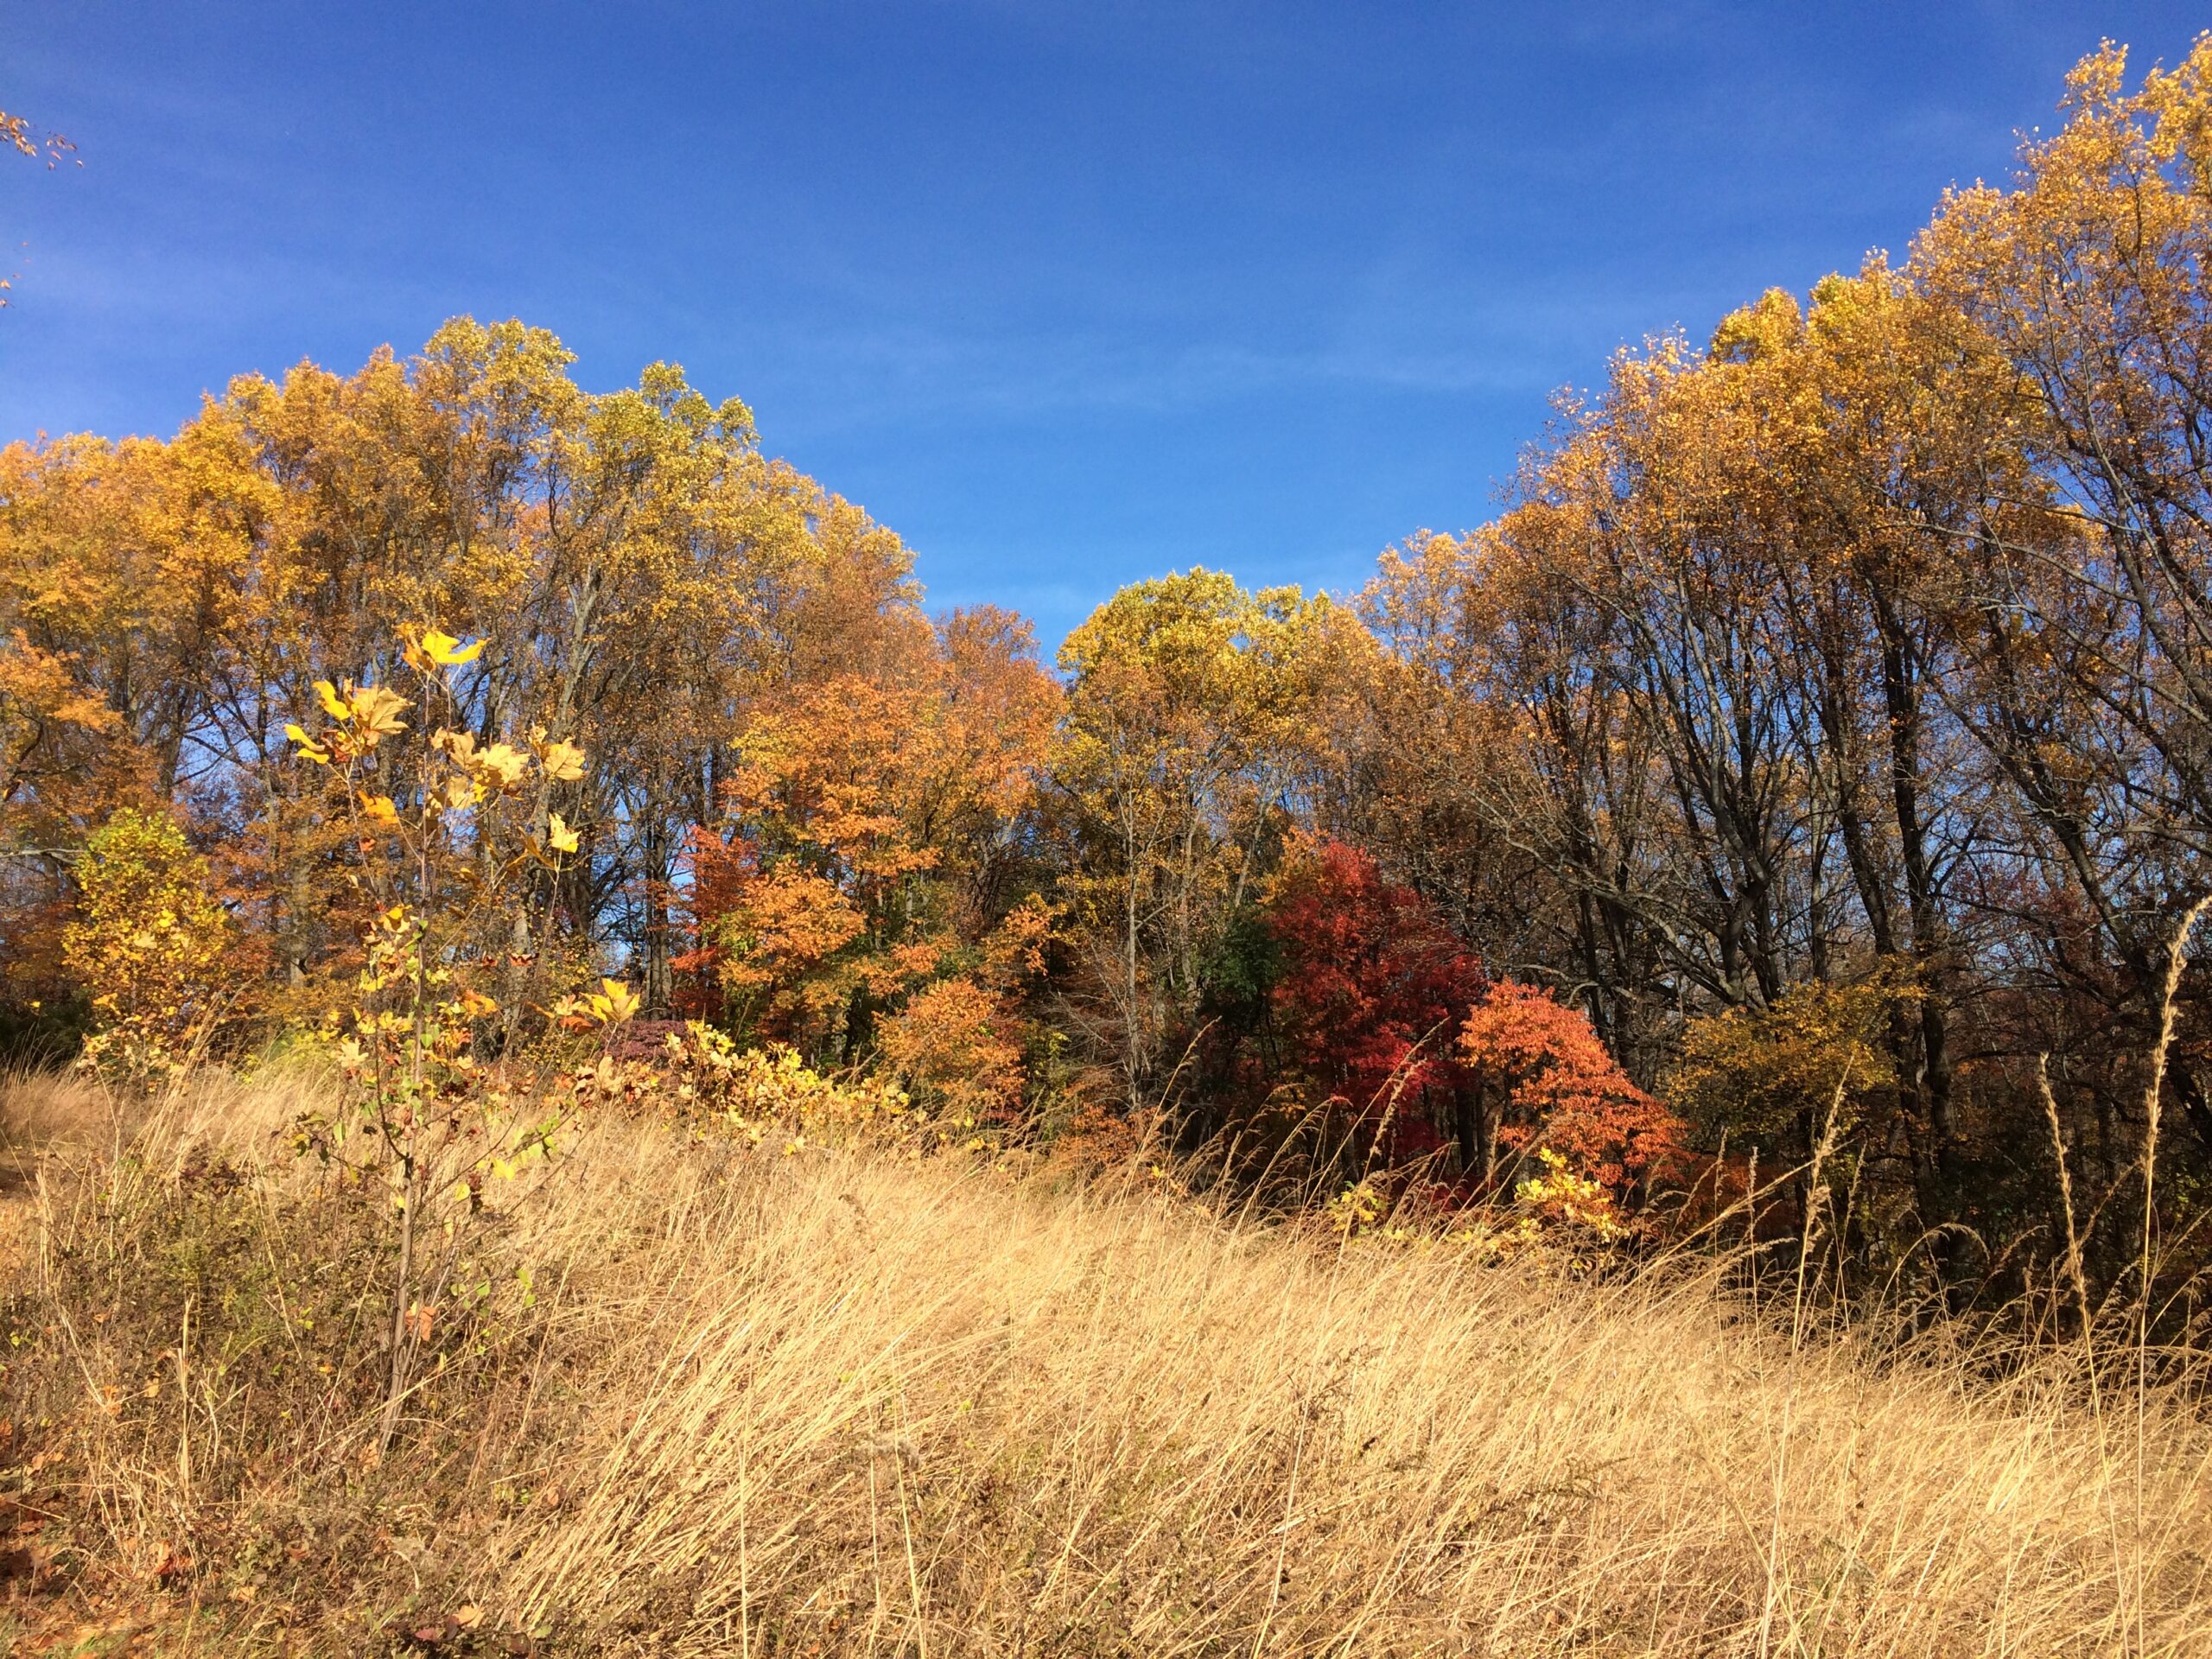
[1458,980,1688,1211]
[684,606,1058,1116]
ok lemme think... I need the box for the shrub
[62,808,235,1083]
[1460,979,1690,1211]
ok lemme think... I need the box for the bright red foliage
[1266,837,1486,1154]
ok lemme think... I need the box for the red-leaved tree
[1267,838,1487,1158]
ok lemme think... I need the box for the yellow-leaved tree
[63,808,234,1083]
[283,623,632,1455]
[1051,569,1374,1111]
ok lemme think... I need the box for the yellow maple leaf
[471,741,529,791]
[591,977,640,1024]
[547,810,580,854]
[421,626,485,667]
[539,740,586,783]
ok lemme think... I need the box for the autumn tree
[685,603,1058,1109]
[0,318,951,1033]
[1263,835,1487,1157]
[1459,980,1688,1206]
[1914,37,2212,1162]
[1050,569,1372,1111]
[63,808,236,1081]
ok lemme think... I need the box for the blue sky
[2,2,2203,643]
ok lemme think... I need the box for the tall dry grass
[3,1067,2210,1655]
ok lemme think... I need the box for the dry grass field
[0,1067,2208,1656]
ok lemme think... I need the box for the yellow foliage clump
[1668,965,1921,1142]
[62,808,234,1082]
[613,1022,913,1152]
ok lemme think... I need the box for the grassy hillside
[0,1069,2208,1656]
